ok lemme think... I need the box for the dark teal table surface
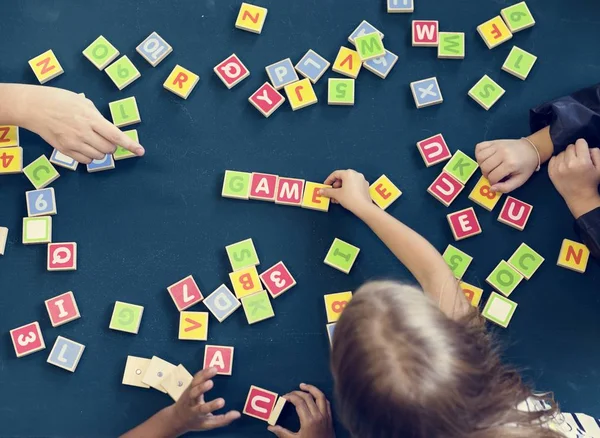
[1,0,599,437]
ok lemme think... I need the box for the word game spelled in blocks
[86,155,115,173]
[427,171,464,207]
[142,356,176,393]
[122,356,151,388]
[0,125,19,147]
[10,322,45,358]
[557,239,590,274]
[241,290,275,324]
[363,50,398,79]
[47,336,85,372]
[348,20,384,46]
[388,0,413,12]
[109,97,141,128]
[482,292,517,328]
[325,238,360,274]
[178,311,209,341]
[0,227,7,255]
[284,78,318,111]
[260,261,296,298]
[326,323,336,346]
[275,177,305,206]
[226,238,259,271]
[417,134,452,167]
[295,50,330,84]
[444,150,478,185]
[164,65,200,99]
[302,182,331,212]
[438,32,465,59]
[161,364,193,402]
[265,58,298,90]
[23,216,52,245]
[355,33,386,61]
[248,82,285,118]
[50,149,78,171]
[486,260,524,297]
[82,36,119,70]
[203,284,241,322]
[443,245,473,280]
[105,56,141,90]
[222,170,251,199]
[469,175,502,211]
[411,77,443,108]
[243,386,278,421]
[502,46,537,80]
[114,130,139,161]
[0,146,23,174]
[136,32,172,67]
[235,2,268,34]
[204,345,234,375]
[468,75,505,110]
[47,242,77,271]
[214,54,250,89]
[250,172,278,201]
[498,196,533,231]
[167,275,204,311]
[501,2,535,33]
[45,291,80,327]
[26,188,57,217]
[412,20,439,47]
[23,155,60,189]
[477,16,513,49]
[324,291,353,323]
[332,46,361,79]
[447,207,482,241]
[459,282,483,307]
[230,266,262,299]
[508,243,544,280]
[29,50,64,84]
[369,174,402,210]
[328,78,355,106]
[109,301,144,334]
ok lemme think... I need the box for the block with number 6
[26,188,57,217]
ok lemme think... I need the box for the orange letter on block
[36,57,55,75]
[375,184,391,200]
[173,72,189,89]
[491,24,502,39]
[242,10,259,23]
[566,246,583,265]
[0,127,9,144]
[240,273,255,291]
[311,187,322,205]
[340,55,353,70]
[294,85,304,102]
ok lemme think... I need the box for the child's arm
[0,83,144,163]
[120,368,240,438]
[320,170,471,320]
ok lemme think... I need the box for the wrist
[527,126,554,164]
[566,192,600,219]
[162,405,189,438]
[0,84,33,127]
[353,202,381,221]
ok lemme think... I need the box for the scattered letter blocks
[412,20,439,47]
[324,291,353,323]
[275,177,304,206]
[348,20,384,45]
[324,238,360,274]
[204,345,234,375]
[235,2,268,34]
[164,65,199,99]
[501,2,535,33]
[249,82,285,118]
[332,46,361,79]
[230,266,263,299]
[260,261,296,298]
[167,275,204,311]
[222,170,251,199]
[459,282,483,307]
[86,155,115,173]
[203,284,241,322]
[105,55,141,90]
[444,150,478,185]
[447,207,482,241]
[178,311,209,341]
[29,50,64,84]
[328,78,355,106]
[508,243,544,280]
[427,171,464,207]
[477,16,513,49]
[47,336,85,372]
[0,146,23,174]
[486,260,524,297]
[502,46,537,80]
[50,149,78,171]
[266,58,298,90]
[142,356,176,393]
[295,50,330,84]
[214,54,250,89]
[387,0,413,13]
[122,356,151,388]
[557,239,590,273]
[0,125,19,147]
[443,245,473,279]
[47,242,77,271]
[250,172,278,201]
[136,32,173,67]
[468,75,505,110]
[469,175,502,211]
[161,364,193,402]
[23,216,52,245]
[241,290,275,324]
[498,196,533,231]
[302,182,331,212]
[243,386,278,421]
[23,155,60,189]
[410,77,443,108]
[83,36,119,70]
[369,175,402,210]
[363,50,398,79]
[26,188,57,217]
[355,33,386,61]
[109,97,141,128]
[226,238,260,271]
[417,134,452,167]
[10,321,45,357]
[45,291,80,327]
[109,301,144,334]
[284,78,318,111]
[438,32,465,59]
[482,292,517,328]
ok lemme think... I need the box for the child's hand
[320,169,373,214]
[548,139,600,218]
[268,384,335,438]
[475,138,539,193]
[169,367,240,434]
[21,86,144,164]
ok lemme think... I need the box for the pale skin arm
[320,170,471,320]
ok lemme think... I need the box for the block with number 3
[10,321,45,358]
[167,275,204,311]
[259,261,296,298]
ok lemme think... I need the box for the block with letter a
[249,172,278,201]
[203,345,234,375]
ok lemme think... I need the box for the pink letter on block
[275,177,304,206]
[249,83,285,117]
[45,291,80,327]
[47,242,77,271]
[250,173,278,201]
[413,20,439,45]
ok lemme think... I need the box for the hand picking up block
[324,238,360,274]
[230,266,263,299]
[161,364,193,401]
[23,216,52,245]
[328,78,355,106]
[86,155,115,173]
[486,260,524,297]
[412,20,439,47]
[0,125,19,147]
[167,275,204,311]
[0,227,7,255]
[109,301,144,334]
[387,0,413,13]
[275,177,305,206]
[114,130,139,161]
[250,172,278,201]
[482,292,517,328]
[50,149,78,171]
[23,155,60,189]
[477,16,513,49]
[363,50,398,79]
[226,238,260,271]
[447,207,482,241]
[109,97,141,128]
[442,245,473,279]
[324,291,353,323]
[284,79,318,111]
[235,2,268,34]
[178,311,209,341]
[417,134,452,167]
[248,82,286,118]
[83,36,120,70]
[0,146,23,174]
[295,50,330,84]
[355,33,386,61]
[468,75,505,110]
[105,56,141,90]
[47,336,85,372]
[427,171,464,207]
[222,170,251,199]
[369,175,402,210]
[557,239,590,273]
[501,2,535,33]
[508,243,544,280]
[203,284,241,322]
[45,291,80,327]
[243,386,279,421]
[410,77,443,108]
[469,175,502,211]
[136,32,173,67]
[438,32,465,59]
[332,47,361,79]
[26,188,57,217]
[459,282,483,307]
[265,58,298,90]
[47,242,77,271]
[204,345,234,375]
[10,321,45,358]
[122,356,151,388]
[502,46,537,80]
[302,182,331,212]
[443,150,478,185]
[142,356,176,393]
[214,54,250,89]
[241,290,275,324]
[164,65,200,99]
[497,196,533,231]
[260,261,296,298]
[348,20,384,46]
[29,50,64,84]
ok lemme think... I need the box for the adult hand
[320,169,372,215]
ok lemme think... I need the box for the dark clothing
[530,84,600,259]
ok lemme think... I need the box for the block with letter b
[203,284,241,322]
[167,275,204,311]
[204,345,234,375]
[230,266,262,299]
[45,291,80,327]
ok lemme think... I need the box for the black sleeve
[530,84,600,153]
[574,207,600,260]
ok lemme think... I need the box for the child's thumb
[590,148,600,173]
[267,425,293,438]
[319,187,336,199]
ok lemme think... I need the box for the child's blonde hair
[330,280,562,438]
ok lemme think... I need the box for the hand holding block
[387,0,413,13]
[222,170,251,199]
[557,239,590,273]
[508,243,544,280]
[442,245,473,279]
[86,154,115,173]
[122,356,151,388]
[83,36,120,70]
[444,150,478,184]
[163,65,199,99]
[260,261,296,298]
[203,284,241,322]
[230,266,262,298]
[0,227,7,255]
[284,79,318,111]
[417,134,452,167]
[427,171,464,207]
[468,75,505,110]
[26,188,57,217]
[332,47,361,79]
[324,291,353,323]
[438,32,465,59]
[482,292,517,328]
[501,2,535,33]
[250,172,278,201]
[109,97,141,128]
[214,54,250,89]
[410,77,443,108]
[235,2,268,34]
[459,282,483,307]
[47,336,85,372]
[412,20,439,47]
[204,345,234,375]
[226,238,260,271]
[369,175,402,210]
[0,146,23,174]
[469,175,502,211]
[109,301,144,334]
[265,58,298,90]
[178,311,209,341]
[477,16,513,49]
[328,78,355,106]
[0,125,19,147]
[23,216,52,245]
[324,238,360,274]
[161,364,193,401]
[142,356,176,393]
[354,33,386,61]
[363,50,398,79]
[502,46,537,80]
[47,242,77,271]
[136,32,172,67]
[105,56,141,90]
[497,196,533,231]
[29,50,64,84]
[241,290,275,324]
[275,177,305,206]
[167,275,204,311]
[243,386,278,421]
[486,260,524,297]
[348,20,384,45]
[23,155,60,189]
[10,321,45,357]
[447,208,482,241]
[45,291,80,327]
[302,182,331,212]
[248,83,286,118]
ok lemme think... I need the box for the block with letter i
[324,238,360,274]
[459,282,483,307]
[214,54,250,89]
[387,0,413,13]
[167,275,204,311]
[363,50,398,79]
[109,301,144,334]
[235,2,268,34]
[10,321,45,358]
[332,47,361,79]
[161,364,193,402]
[508,243,544,280]
[122,356,151,388]
[136,32,172,67]
[23,155,60,189]
[29,50,64,84]
[502,46,537,80]
[275,177,305,206]
[241,290,275,324]
[222,170,251,200]
[324,291,353,323]
[26,188,57,217]
[477,16,513,49]
[447,207,482,241]
[23,216,52,245]
[105,55,141,90]
[284,79,318,111]
[260,261,296,298]
[497,196,532,231]
[0,146,23,174]
[417,134,452,167]
[348,20,384,46]
[250,172,278,201]
[82,36,120,70]
[109,97,141,128]
[203,284,241,322]
[295,50,330,84]
[557,239,590,274]
[45,291,80,327]
[0,227,7,255]
[328,78,355,106]
[486,260,523,297]
[178,311,209,341]
[114,130,139,161]
[47,242,77,271]
[230,266,263,299]
[442,245,472,280]
[243,386,278,421]
[369,175,402,210]
[87,155,115,173]
[468,75,505,110]
[444,150,478,185]
[0,125,19,147]
[469,175,502,211]
[482,292,517,328]
[438,32,465,59]
[501,2,535,33]
[164,65,200,99]
[427,171,463,207]
[204,345,234,375]
[302,182,331,212]
[47,336,85,372]
[226,238,260,271]
[355,33,386,61]
[248,82,285,118]
[50,149,78,171]
[412,20,439,47]
[410,77,443,108]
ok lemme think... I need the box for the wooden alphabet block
[427,171,464,207]
[230,266,262,299]
[122,356,151,388]
[362,50,398,79]
[443,150,478,184]
[477,16,513,49]
[241,290,275,324]
[204,345,234,375]
[86,155,115,173]
[167,275,204,311]
[327,78,355,106]
[178,311,209,341]
[10,321,45,357]
[508,243,544,280]
[0,125,19,147]
[302,182,331,212]
[410,77,443,108]
[226,238,260,271]
[243,386,278,421]
[260,261,296,298]
[26,188,57,217]
[45,291,80,327]
[250,172,278,201]
[284,78,318,111]
[332,46,361,79]
[136,32,173,67]
[468,75,505,110]
[355,33,386,61]
[557,239,590,273]
[109,301,144,334]
[417,133,452,167]
[248,82,286,118]
[387,0,413,13]
[23,155,60,189]
[348,20,384,46]
[275,177,305,206]
[497,196,533,231]
[0,146,23,174]
[0,227,7,255]
[468,175,502,211]
[160,364,193,401]
[29,50,64,84]
[50,149,78,171]
[109,97,141,128]
[486,260,524,297]
[438,32,465,59]
[459,282,483,307]
[268,397,287,426]
[235,2,268,34]
[214,54,250,89]
[324,238,360,274]
[163,65,199,99]
[502,46,537,80]
[47,242,77,271]
[266,58,298,90]
[142,356,176,393]
[203,284,241,322]
[369,175,402,210]
[442,245,473,279]
[295,50,330,84]
[22,216,52,245]
[326,322,336,346]
[412,20,439,47]
[324,291,353,323]
[105,55,141,90]
[83,35,120,70]
[113,129,139,161]
[47,336,85,372]
[222,170,251,199]
[447,207,482,241]
[501,2,535,33]
[482,292,517,328]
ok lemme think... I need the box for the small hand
[21,86,144,164]
[320,169,372,215]
[268,384,335,438]
[475,138,538,193]
[548,139,600,218]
